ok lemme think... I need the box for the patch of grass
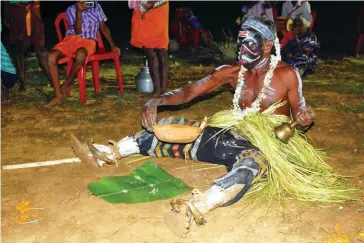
[213,40,237,59]
[309,95,328,108]
[347,82,364,97]
[336,103,364,114]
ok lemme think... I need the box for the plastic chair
[171,7,211,53]
[186,28,211,53]
[171,7,191,45]
[355,11,364,56]
[54,12,124,105]
[308,10,316,33]
[272,7,279,19]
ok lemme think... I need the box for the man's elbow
[99,23,109,34]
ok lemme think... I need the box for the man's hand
[141,1,156,11]
[141,98,159,132]
[112,46,121,56]
[296,106,315,127]
[77,1,88,12]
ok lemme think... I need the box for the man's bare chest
[232,74,288,108]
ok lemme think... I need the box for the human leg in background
[156,48,168,94]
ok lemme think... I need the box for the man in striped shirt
[45,1,120,107]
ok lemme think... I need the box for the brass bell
[274,121,297,143]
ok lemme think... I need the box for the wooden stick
[2,158,81,170]
[124,156,152,164]
[194,166,225,171]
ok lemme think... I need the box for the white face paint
[237,28,264,68]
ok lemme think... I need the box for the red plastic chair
[171,7,211,53]
[308,9,316,33]
[186,28,211,53]
[272,7,279,19]
[54,12,124,105]
[171,7,191,45]
[355,11,364,56]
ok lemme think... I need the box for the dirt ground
[1,55,364,243]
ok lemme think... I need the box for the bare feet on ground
[44,95,63,107]
[70,134,100,169]
[164,205,192,238]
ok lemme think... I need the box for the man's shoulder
[274,61,300,84]
[67,4,76,12]
[275,61,296,74]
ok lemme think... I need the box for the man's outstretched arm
[141,65,240,131]
[286,68,315,131]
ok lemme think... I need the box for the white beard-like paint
[238,54,261,63]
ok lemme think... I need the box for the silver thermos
[136,57,154,93]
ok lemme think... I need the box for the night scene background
[1,1,364,57]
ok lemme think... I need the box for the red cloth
[130,3,169,50]
[53,35,96,58]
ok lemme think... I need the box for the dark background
[2,1,364,56]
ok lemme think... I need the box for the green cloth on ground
[88,161,192,204]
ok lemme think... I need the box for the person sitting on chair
[282,16,319,77]
[171,7,211,51]
[45,0,120,107]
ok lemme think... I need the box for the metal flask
[136,57,154,93]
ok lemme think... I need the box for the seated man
[71,16,317,237]
[279,1,313,47]
[171,7,211,50]
[282,16,319,77]
[45,0,120,107]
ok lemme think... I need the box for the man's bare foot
[151,91,161,98]
[44,96,63,107]
[164,205,192,238]
[70,134,100,169]
[60,84,69,97]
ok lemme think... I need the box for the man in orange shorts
[130,0,169,97]
[45,1,120,107]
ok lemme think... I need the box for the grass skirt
[208,103,358,203]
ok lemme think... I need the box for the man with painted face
[70,16,315,238]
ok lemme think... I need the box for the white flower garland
[233,37,281,120]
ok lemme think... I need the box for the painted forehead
[238,27,263,43]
